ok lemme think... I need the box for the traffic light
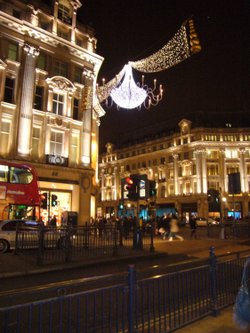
[149,180,156,197]
[126,176,138,200]
[51,194,58,207]
[41,192,48,209]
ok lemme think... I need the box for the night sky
[78,0,250,152]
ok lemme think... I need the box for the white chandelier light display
[96,19,201,110]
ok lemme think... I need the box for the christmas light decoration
[96,19,201,110]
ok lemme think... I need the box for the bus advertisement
[0,161,40,220]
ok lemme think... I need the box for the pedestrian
[50,215,57,227]
[233,258,250,331]
[189,215,197,239]
[168,214,184,241]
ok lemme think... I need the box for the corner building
[0,0,105,224]
[99,119,250,221]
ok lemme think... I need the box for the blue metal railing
[1,249,249,333]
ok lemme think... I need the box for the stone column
[194,150,202,194]
[173,154,179,195]
[71,7,77,43]
[239,149,247,193]
[81,80,93,166]
[17,44,39,157]
[201,149,207,193]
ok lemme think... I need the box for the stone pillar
[239,149,246,193]
[17,44,39,157]
[52,1,58,35]
[194,150,202,194]
[173,154,179,195]
[71,7,77,43]
[201,149,207,193]
[81,81,93,166]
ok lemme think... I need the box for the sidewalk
[177,306,243,333]
[0,237,249,332]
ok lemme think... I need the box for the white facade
[0,0,105,224]
[99,120,250,221]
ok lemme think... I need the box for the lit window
[53,93,64,115]
[58,28,69,40]
[0,121,10,154]
[50,131,63,155]
[70,135,78,164]
[32,127,40,158]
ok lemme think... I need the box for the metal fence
[15,225,155,265]
[1,249,249,333]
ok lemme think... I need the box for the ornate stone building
[0,0,105,224]
[98,119,250,222]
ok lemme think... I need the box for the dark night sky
[78,0,250,152]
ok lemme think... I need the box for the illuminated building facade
[99,119,250,221]
[0,0,105,224]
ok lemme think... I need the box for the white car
[0,219,65,253]
[195,217,219,226]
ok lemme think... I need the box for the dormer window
[58,2,72,25]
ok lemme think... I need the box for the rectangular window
[0,121,10,153]
[73,98,79,120]
[4,77,15,103]
[70,135,78,164]
[53,93,64,115]
[50,131,63,155]
[32,127,40,157]
[74,67,82,83]
[34,86,44,110]
[58,28,69,40]
[7,42,18,61]
[13,9,21,19]
[54,60,68,77]
[37,53,46,70]
[40,20,50,31]
[58,4,72,24]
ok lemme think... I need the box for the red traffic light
[125,177,133,185]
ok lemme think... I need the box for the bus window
[0,165,8,182]
[9,167,33,184]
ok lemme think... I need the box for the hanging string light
[96,19,201,110]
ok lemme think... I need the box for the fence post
[65,225,72,263]
[209,246,219,316]
[37,225,44,265]
[150,225,155,252]
[113,226,118,256]
[128,265,136,333]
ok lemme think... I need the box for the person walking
[233,258,250,331]
[189,215,197,239]
[168,214,184,241]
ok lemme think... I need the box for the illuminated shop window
[53,93,64,115]
[50,131,63,155]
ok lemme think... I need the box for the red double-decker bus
[0,161,40,220]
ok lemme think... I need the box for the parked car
[194,217,219,226]
[0,219,65,253]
